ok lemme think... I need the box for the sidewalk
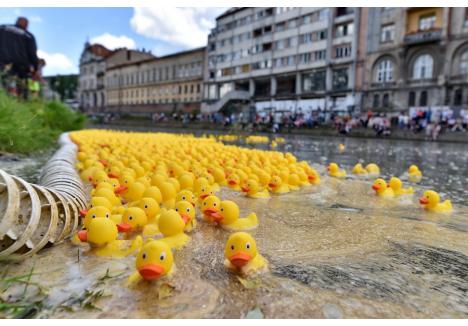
[88,118,468,144]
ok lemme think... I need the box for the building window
[314,50,327,61]
[303,70,326,92]
[420,91,428,106]
[380,24,395,43]
[408,91,416,106]
[382,93,390,107]
[412,54,433,79]
[373,94,380,107]
[460,51,468,74]
[335,22,354,38]
[334,44,352,58]
[336,8,354,17]
[454,89,463,106]
[419,14,436,31]
[376,59,394,83]
[332,68,349,90]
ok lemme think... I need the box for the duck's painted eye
[175,208,178,211]
[186,208,190,213]
[231,245,235,250]
[92,214,96,218]
[90,204,94,207]
[246,243,251,249]
[144,205,148,209]
[210,191,213,195]
[160,252,166,261]
[142,253,146,259]
[213,203,217,206]
[129,216,133,220]
[182,196,186,200]
[220,208,224,212]
[105,213,109,218]
[203,202,207,206]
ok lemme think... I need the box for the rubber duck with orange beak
[224,232,268,276]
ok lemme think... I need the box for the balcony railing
[404,28,442,45]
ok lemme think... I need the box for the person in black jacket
[0,17,39,99]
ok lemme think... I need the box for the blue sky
[0,7,226,76]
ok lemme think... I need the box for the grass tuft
[0,91,85,154]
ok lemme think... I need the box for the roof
[216,7,248,20]
[105,48,156,61]
[86,43,113,58]
[107,46,206,71]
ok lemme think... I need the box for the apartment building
[105,47,205,113]
[78,44,155,112]
[363,8,468,111]
[78,43,112,111]
[202,7,363,115]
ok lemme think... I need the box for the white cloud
[90,33,136,50]
[130,7,226,48]
[37,49,76,76]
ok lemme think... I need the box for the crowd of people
[0,17,44,100]
[146,106,467,141]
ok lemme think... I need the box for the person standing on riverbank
[0,17,39,100]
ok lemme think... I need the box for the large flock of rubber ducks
[69,130,452,285]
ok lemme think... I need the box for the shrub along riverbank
[0,91,85,154]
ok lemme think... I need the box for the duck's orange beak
[99,159,108,167]
[114,185,127,194]
[241,187,250,193]
[180,213,191,224]
[308,175,315,181]
[419,197,429,205]
[200,194,209,200]
[138,264,165,280]
[372,184,380,191]
[79,209,88,217]
[268,183,277,188]
[88,176,93,182]
[228,180,236,186]
[117,222,132,232]
[108,172,119,179]
[190,202,196,207]
[327,166,330,171]
[229,252,251,268]
[203,208,223,222]
[77,230,88,242]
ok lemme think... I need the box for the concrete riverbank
[88,119,468,144]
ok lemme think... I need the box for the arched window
[420,91,427,106]
[376,59,394,83]
[460,51,468,75]
[413,54,433,79]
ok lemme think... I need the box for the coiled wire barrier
[0,133,87,259]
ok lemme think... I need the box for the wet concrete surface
[0,133,467,318]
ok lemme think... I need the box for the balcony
[404,28,442,45]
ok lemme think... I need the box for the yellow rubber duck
[197,184,215,203]
[93,187,121,207]
[201,195,222,223]
[159,181,176,209]
[79,196,112,216]
[205,199,258,231]
[224,232,268,276]
[143,186,163,204]
[178,173,194,191]
[117,207,148,233]
[419,190,452,213]
[388,177,414,196]
[372,178,394,197]
[241,179,270,199]
[127,239,174,285]
[268,175,290,194]
[227,174,241,191]
[328,163,346,178]
[365,163,380,177]
[175,200,197,232]
[408,165,422,183]
[117,181,146,204]
[77,217,142,258]
[352,163,368,175]
[132,197,160,222]
[175,189,196,207]
[158,209,190,250]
